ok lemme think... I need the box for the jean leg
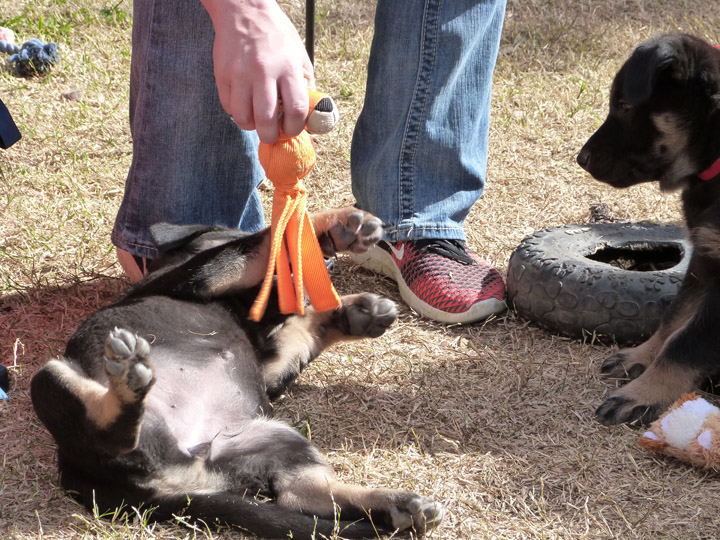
[112,0,265,260]
[351,0,506,242]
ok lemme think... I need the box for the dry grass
[2,0,720,538]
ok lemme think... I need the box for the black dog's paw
[104,328,154,399]
[390,494,444,535]
[601,351,647,380]
[329,211,383,254]
[337,293,397,338]
[595,389,664,426]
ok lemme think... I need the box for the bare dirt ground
[2,1,719,539]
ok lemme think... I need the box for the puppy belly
[145,349,266,457]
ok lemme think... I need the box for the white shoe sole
[349,246,506,325]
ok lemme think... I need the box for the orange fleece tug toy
[249,90,341,322]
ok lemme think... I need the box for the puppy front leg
[600,303,694,379]
[260,293,397,398]
[311,207,383,255]
[31,328,155,455]
[146,207,383,301]
[596,284,720,425]
[601,259,705,379]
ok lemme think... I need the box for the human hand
[202,0,314,143]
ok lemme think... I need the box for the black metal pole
[305,0,315,65]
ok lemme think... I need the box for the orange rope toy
[249,90,342,322]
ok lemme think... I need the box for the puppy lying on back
[577,34,720,425]
[30,207,443,539]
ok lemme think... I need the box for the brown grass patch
[2,0,720,539]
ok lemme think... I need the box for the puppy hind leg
[275,463,443,536]
[260,293,397,398]
[235,421,442,534]
[150,489,380,540]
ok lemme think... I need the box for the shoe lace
[413,239,476,266]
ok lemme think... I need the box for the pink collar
[700,156,720,181]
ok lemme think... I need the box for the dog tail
[150,492,386,539]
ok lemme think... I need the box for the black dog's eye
[618,101,633,113]
[658,144,668,155]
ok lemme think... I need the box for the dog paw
[601,351,647,380]
[595,390,665,426]
[329,211,383,254]
[337,294,397,338]
[390,495,444,535]
[104,328,154,399]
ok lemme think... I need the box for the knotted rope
[0,37,58,77]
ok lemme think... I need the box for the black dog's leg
[601,269,703,379]
[310,206,383,256]
[273,460,443,536]
[224,419,440,535]
[596,281,720,425]
[153,418,442,538]
[260,293,396,399]
[136,207,383,302]
[31,328,154,455]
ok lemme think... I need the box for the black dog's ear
[623,36,687,104]
[149,223,228,251]
[148,223,251,273]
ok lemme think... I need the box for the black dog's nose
[577,147,591,170]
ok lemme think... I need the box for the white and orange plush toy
[639,393,720,468]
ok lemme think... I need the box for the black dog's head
[577,34,720,191]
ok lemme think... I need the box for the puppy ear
[149,223,227,251]
[623,37,687,104]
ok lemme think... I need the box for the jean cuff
[382,225,466,243]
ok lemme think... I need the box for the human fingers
[220,79,255,132]
[252,78,281,144]
[278,71,309,138]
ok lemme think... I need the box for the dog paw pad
[390,496,443,533]
[353,216,383,253]
[329,212,383,254]
[104,358,125,377]
[345,211,363,231]
[600,352,626,374]
[103,328,154,395]
[127,362,153,391]
[341,294,397,338]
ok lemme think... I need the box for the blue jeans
[112,0,265,259]
[352,0,506,242]
[112,0,506,258]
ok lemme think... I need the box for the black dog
[577,33,720,425]
[30,207,443,539]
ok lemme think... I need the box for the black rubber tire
[506,222,692,345]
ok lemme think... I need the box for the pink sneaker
[350,239,506,324]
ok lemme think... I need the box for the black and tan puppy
[30,207,443,539]
[577,33,720,426]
